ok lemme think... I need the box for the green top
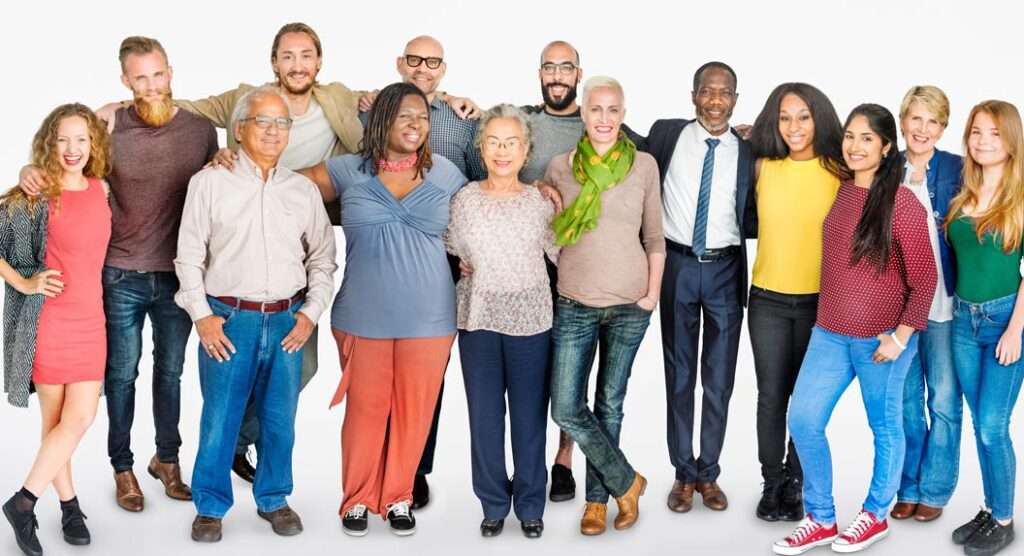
[948,215,1023,302]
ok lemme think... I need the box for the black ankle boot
[755,475,784,522]
[60,497,90,545]
[778,475,804,522]
[3,493,42,556]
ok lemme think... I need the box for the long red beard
[134,89,175,127]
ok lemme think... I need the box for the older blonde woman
[445,104,559,539]
[546,76,665,535]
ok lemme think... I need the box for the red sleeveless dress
[32,177,112,384]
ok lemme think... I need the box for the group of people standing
[0,20,1021,556]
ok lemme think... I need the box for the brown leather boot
[890,502,917,520]
[191,515,222,543]
[147,455,192,501]
[114,470,144,512]
[667,480,695,513]
[580,502,607,536]
[913,503,943,522]
[696,480,728,511]
[613,473,647,530]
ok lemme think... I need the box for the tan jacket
[175,81,365,155]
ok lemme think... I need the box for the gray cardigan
[0,200,48,407]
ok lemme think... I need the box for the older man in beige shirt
[174,86,336,543]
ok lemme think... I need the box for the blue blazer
[624,119,757,306]
[902,148,963,296]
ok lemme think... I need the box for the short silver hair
[581,75,625,109]
[231,86,292,140]
[475,103,533,161]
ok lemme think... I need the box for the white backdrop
[1,1,1023,555]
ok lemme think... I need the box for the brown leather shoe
[695,481,728,511]
[613,472,647,530]
[147,456,192,501]
[580,502,607,536]
[890,502,918,520]
[191,515,222,542]
[913,503,943,522]
[258,506,304,536]
[667,481,695,513]
[114,470,144,512]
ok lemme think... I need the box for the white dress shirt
[661,122,740,248]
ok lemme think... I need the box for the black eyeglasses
[405,54,443,69]
[540,62,577,75]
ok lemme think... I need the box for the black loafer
[480,518,504,537]
[521,519,543,539]
[549,464,575,502]
[412,474,430,510]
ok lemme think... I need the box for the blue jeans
[191,297,304,518]
[953,293,1024,521]
[550,296,651,503]
[459,329,550,521]
[102,267,193,472]
[897,319,962,506]
[789,326,919,525]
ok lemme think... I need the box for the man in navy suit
[625,61,756,514]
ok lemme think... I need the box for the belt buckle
[696,253,714,263]
[260,300,272,313]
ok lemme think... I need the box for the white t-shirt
[278,97,338,170]
[902,161,952,322]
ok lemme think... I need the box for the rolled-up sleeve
[173,173,214,321]
[299,185,338,323]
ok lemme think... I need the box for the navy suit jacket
[624,119,757,306]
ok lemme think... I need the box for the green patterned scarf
[552,132,636,246]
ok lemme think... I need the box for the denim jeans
[953,293,1024,521]
[191,297,304,518]
[102,267,193,472]
[789,325,919,524]
[550,296,651,503]
[459,329,550,521]
[897,319,962,506]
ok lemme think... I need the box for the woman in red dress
[1,103,111,556]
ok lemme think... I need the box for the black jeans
[747,286,818,481]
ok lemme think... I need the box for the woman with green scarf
[546,76,666,536]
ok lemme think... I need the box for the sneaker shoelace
[786,516,822,544]
[63,507,88,528]
[841,511,876,541]
[344,504,367,520]
[386,501,412,519]
[18,512,39,539]
[976,518,1000,538]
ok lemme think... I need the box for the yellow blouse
[751,157,841,295]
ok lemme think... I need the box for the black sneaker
[955,510,995,545]
[965,518,1014,556]
[755,475,784,522]
[778,475,804,522]
[549,464,575,502]
[60,498,90,545]
[3,494,42,556]
[412,474,430,509]
[341,504,368,537]
[386,501,416,536]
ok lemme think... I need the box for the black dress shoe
[232,449,256,484]
[521,519,543,539]
[956,510,995,545]
[3,494,42,556]
[480,518,504,537]
[755,476,784,522]
[60,498,91,545]
[412,474,430,510]
[965,518,1014,556]
[778,475,804,522]
[549,464,575,502]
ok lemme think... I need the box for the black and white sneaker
[342,504,368,537]
[386,501,416,536]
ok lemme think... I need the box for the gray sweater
[519,106,584,184]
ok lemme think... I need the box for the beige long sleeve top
[173,151,337,323]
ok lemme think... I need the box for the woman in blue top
[301,82,465,538]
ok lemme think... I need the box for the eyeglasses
[540,62,577,75]
[405,54,443,69]
[240,116,294,130]
[483,137,525,150]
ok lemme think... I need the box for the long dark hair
[845,103,905,272]
[359,82,433,177]
[750,82,846,179]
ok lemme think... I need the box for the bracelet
[890,333,906,351]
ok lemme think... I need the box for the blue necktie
[692,137,720,256]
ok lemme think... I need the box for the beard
[134,87,175,127]
[277,70,317,95]
[541,81,578,112]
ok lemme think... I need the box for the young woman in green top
[944,99,1024,556]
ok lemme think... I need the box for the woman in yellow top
[747,82,846,523]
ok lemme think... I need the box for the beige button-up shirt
[174,151,337,323]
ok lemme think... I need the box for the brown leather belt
[214,290,305,313]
